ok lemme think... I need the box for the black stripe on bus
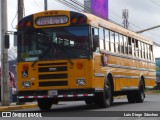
[39,81,68,87]
[38,66,67,72]
[38,62,67,66]
[39,74,68,80]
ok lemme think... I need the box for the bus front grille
[38,62,68,87]
[39,81,68,87]
[39,73,68,80]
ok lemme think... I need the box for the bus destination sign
[36,16,69,26]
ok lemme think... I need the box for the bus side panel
[93,53,105,89]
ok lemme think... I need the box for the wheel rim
[105,83,111,105]
[141,85,144,100]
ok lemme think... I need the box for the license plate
[48,90,58,96]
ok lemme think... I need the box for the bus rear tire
[37,99,52,111]
[95,80,112,108]
[127,81,145,103]
[136,81,145,103]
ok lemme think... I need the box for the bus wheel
[37,99,52,111]
[53,99,58,105]
[136,81,145,103]
[85,98,93,105]
[95,80,112,108]
[127,92,136,103]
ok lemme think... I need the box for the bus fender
[105,72,114,94]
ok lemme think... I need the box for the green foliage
[145,90,160,94]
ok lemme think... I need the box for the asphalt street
[1,94,160,120]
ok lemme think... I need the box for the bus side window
[150,45,153,60]
[128,37,132,55]
[138,41,142,58]
[132,39,135,56]
[92,28,99,52]
[115,33,119,53]
[135,40,139,57]
[99,27,105,50]
[119,34,124,54]
[124,36,128,54]
[110,31,115,52]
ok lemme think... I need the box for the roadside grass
[114,90,160,99]
[145,89,160,94]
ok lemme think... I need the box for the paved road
[1,94,160,120]
[16,94,160,112]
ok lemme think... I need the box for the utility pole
[1,0,10,106]
[122,9,129,29]
[44,0,48,10]
[84,0,91,13]
[16,0,25,105]
[18,0,24,21]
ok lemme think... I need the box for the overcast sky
[7,0,160,57]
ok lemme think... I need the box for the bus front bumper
[17,89,96,102]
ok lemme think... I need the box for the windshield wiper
[31,48,50,67]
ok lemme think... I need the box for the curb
[0,104,38,111]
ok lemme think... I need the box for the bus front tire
[37,99,52,111]
[136,81,145,103]
[85,98,94,105]
[95,80,112,108]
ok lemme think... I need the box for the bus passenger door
[92,27,104,88]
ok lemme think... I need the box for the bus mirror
[4,34,10,49]
[14,32,17,46]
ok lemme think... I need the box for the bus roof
[83,12,153,45]
[21,10,153,45]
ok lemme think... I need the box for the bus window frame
[115,32,120,53]
[110,31,115,52]
[99,27,105,50]
[104,29,110,51]
[91,27,99,53]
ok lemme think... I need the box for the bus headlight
[76,78,85,86]
[23,81,30,88]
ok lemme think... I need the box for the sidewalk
[0,102,38,111]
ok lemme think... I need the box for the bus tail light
[25,21,31,27]
[78,16,86,24]
[23,64,29,71]
[18,22,25,28]
[77,61,83,69]
[71,17,78,24]
[71,16,86,24]
[18,15,33,30]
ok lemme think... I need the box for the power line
[150,0,160,6]
[11,10,18,29]
[33,0,42,10]
[55,0,83,12]
[136,25,160,33]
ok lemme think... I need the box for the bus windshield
[17,26,91,62]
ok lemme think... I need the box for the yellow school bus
[16,10,156,110]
